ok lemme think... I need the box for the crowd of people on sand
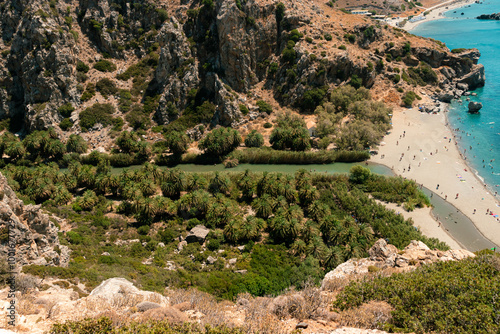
[382,119,500,226]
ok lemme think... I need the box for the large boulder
[185,225,210,243]
[368,239,398,261]
[89,277,168,305]
[468,101,483,113]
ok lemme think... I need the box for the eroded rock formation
[0,173,70,267]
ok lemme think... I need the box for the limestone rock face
[7,6,81,130]
[154,18,199,125]
[321,239,475,289]
[0,173,70,267]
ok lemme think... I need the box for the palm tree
[154,196,176,218]
[323,246,345,270]
[187,174,208,191]
[53,185,72,205]
[298,184,320,207]
[256,172,271,196]
[139,179,157,197]
[209,172,230,195]
[79,190,98,210]
[94,174,110,195]
[223,220,240,244]
[306,236,328,260]
[301,219,319,244]
[290,239,307,257]
[237,170,255,200]
[294,169,312,190]
[307,201,331,222]
[135,197,158,219]
[251,194,275,219]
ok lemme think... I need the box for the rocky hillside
[0,0,485,143]
[0,173,69,267]
[0,238,477,333]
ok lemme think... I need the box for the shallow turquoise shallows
[412,0,500,192]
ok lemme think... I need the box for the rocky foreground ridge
[0,236,476,333]
[0,0,486,136]
[321,238,475,289]
[0,173,69,267]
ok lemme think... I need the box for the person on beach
[456,193,459,199]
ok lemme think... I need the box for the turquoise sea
[412,0,500,191]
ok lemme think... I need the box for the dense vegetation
[334,251,500,333]
[314,86,392,151]
[12,161,445,299]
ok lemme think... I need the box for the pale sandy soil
[376,200,462,249]
[403,0,477,31]
[371,100,500,249]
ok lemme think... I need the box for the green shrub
[79,103,115,131]
[96,78,118,98]
[270,113,310,151]
[268,62,279,74]
[59,118,73,131]
[58,103,75,117]
[76,61,89,73]
[301,87,327,112]
[244,130,264,148]
[334,253,500,334]
[239,104,249,115]
[282,40,296,64]
[402,91,419,107]
[338,44,346,50]
[256,100,273,114]
[199,128,241,157]
[93,60,116,72]
[324,33,332,41]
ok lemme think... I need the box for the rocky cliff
[0,173,69,267]
[0,0,487,134]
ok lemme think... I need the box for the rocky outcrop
[321,239,475,289]
[0,173,70,267]
[154,18,199,125]
[477,13,500,20]
[185,225,210,243]
[89,277,169,304]
[468,101,482,113]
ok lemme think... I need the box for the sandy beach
[371,100,500,250]
[403,0,477,31]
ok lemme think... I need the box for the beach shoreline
[370,97,500,250]
[403,0,477,32]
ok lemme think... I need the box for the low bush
[334,252,500,333]
[96,78,118,98]
[79,103,115,131]
[93,60,116,72]
[244,130,264,148]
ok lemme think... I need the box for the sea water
[412,0,500,191]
